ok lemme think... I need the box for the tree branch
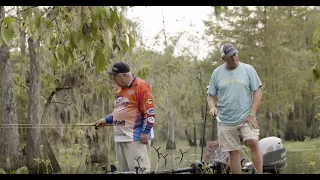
[13,79,48,100]
[156,102,168,115]
[44,85,77,108]
[16,6,37,15]
[62,19,72,32]
[40,6,52,17]
[50,101,71,105]
[13,79,28,89]
[13,79,77,107]
[2,6,38,21]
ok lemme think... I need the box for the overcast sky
[127,6,214,60]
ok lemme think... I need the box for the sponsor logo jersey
[112,76,155,142]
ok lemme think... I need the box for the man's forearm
[142,116,155,134]
[250,88,263,115]
[207,95,217,110]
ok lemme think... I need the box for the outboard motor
[242,136,287,174]
[259,136,287,174]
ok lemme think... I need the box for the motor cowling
[259,136,287,173]
[241,136,287,174]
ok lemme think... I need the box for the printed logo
[146,99,153,104]
[147,117,155,123]
[146,108,155,115]
[113,120,126,125]
[114,96,130,112]
[115,132,126,136]
[127,90,134,95]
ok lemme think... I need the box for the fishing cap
[107,61,130,75]
[220,43,239,58]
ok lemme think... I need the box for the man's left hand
[140,134,148,144]
[245,115,259,129]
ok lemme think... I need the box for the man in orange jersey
[94,61,155,174]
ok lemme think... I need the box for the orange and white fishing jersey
[111,76,155,142]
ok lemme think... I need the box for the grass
[283,137,320,151]
[282,137,320,174]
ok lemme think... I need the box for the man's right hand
[209,107,217,118]
[94,118,106,129]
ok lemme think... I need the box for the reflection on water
[149,142,320,174]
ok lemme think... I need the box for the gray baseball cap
[220,43,239,57]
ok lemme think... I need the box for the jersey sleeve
[137,83,155,135]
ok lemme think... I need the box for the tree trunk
[311,92,317,139]
[17,6,28,155]
[166,91,176,149]
[265,107,272,137]
[185,129,196,146]
[26,38,61,174]
[166,114,176,149]
[193,119,197,144]
[0,6,25,172]
[185,107,197,146]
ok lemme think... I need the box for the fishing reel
[240,158,255,173]
[103,164,119,174]
[190,161,206,174]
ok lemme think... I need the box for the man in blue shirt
[207,43,263,174]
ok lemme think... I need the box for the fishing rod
[200,85,211,163]
[0,123,115,129]
[200,95,208,163]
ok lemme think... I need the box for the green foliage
[15,166,29,174]
[312,63,320,81]
[136,62,150,80]
[0,166,29,174]
[3,6,137,75]
[94,48,107,72]
[212,6,228,18]
[127,33,135,49]
[301,145,320,174]
[0,168,5,174]
[0,17,17,46]
[313,26,320,52]
[60,129,91,174]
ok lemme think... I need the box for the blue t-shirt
[208,62,262,125]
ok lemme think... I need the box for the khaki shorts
[115,140,151,173]
[217,121,259,152]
